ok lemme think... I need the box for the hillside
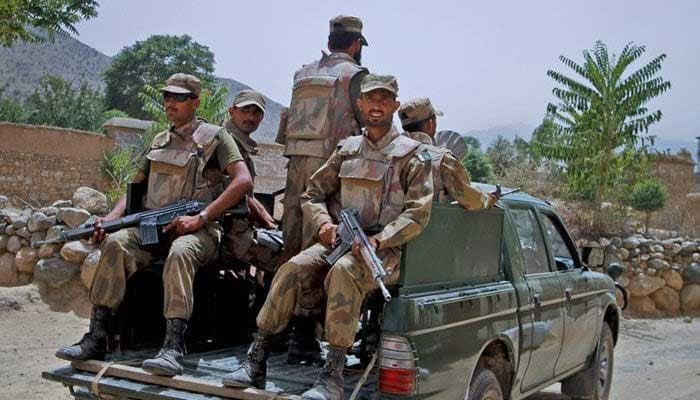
[0,33,283,143]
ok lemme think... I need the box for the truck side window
[510,208,550,274]
[542,214,578,270]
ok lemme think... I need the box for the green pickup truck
[43,184,623,400]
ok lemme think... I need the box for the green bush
[102,149,138,204]
[462,147,494,183]
[628,179,668,232]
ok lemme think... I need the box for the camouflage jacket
[405,131,490,210]
[301,126,434,250]
[283,52,368,159]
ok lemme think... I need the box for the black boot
[56,305,110,361]
[301,345,347,400]
[141,319,187,376]
[287,316,323,365]
[222,331,272,389]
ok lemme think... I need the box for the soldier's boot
[55,305,110,361]
[287,317,323,365]
[222,331,272,389]
[141,319,187,376]
[301,345,347,400]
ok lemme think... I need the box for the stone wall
[650,153,696,231]
[251,142,286,193]
[0,122,113,206]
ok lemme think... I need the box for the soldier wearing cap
[399,98,495,209]
[223,74,433,400]
[222,89,283,273]
[278,15,370,264]
[56,73,253,377]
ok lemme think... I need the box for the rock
[34,257,79,288]
[588,247,605,267]
[0,234,7,253]
[684,316,693,323]
[619,274,630,288]
[72,187,109,215]
[647,258,670,271]
[35,276,91,318]
[10,214,28,229]
[650,287,680,313]
[628,273,666,297]
[662,269,684,291]
[45,225,64,242]
[681,241,697,255]
[28,212,56,232]
[629,295,657,314]
[5,225,15,235]
[51,199,72,208]
[6,236,21,253]
[623,237,640,249]
[15,227,30,239]
[650,252,664,259]
[680,284,700,313]
[39,206,58,216]
[640,254,650,262]
[15,247,38,273]
[38,244,57,259]
[682,263,700,285]
[80,250,100,289]
[671,243,683,255]
[30,231,45,245]
[57,207,91,228]
[0,252,19,285]
[0,195,7,207]
[589,240,601,248]
[661,238,678,249]
[647,268,657,276]
[599,237,611,247]
[652,244,664,253]
[611,237,623,248]
[693,253,700,263]
[59,240,93,264]
[619,247,630,260]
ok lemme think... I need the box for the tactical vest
[144,122,223,209]
[337,134,421,230]
[404,131,447,202]
[284,52,367,159]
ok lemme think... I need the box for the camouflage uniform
[257,126,433,347]
[222,117,281,272]
[279,23,369,261]
[90,117,243,319]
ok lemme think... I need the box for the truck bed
[43,345,377,400]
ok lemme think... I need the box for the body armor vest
[144,122,223,209]
[337,134,421,230]
[284,52,366,159]
[404,131,449,202]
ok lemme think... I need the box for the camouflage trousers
[223,218,282,273]
[256,242,400,348]
[89,225,220,320]
[280,156,327,263]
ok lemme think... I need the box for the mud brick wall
[651,155,696,231]
[0,122,113,205]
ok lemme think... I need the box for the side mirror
[607,263,623,281]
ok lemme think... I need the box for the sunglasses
[162,92,197,102]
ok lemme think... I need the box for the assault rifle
[31,200,206,248]
[323,208,392,301]
[491,184,522,198]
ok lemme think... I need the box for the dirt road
[1,285,699,400]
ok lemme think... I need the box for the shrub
[628,179,668,233]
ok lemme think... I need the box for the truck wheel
[561,323,614,400]
[467,367,503,400]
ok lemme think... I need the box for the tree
[486,135,516,177]
[0,0,99,47]
[104,35,215,119]
[462,147,494,183]
[0,88,27,122]
[534,41,670,206]
[463,135,481,151]
[25,74,106,132]
[628,179,667,233]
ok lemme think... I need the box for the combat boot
[56,305,110,361]
[301,345,347,400]
[141,319,187,376]
[222,331,272,389]
[287,316,323,365]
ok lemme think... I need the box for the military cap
[330,15,368,46]
[398,98,444,126]
[160,73,201,97]
[360,74,398,96]
[232,89,266,113]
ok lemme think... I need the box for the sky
[74,0,700,144]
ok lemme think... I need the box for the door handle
[532,293,542,307]
[565,288,573,300]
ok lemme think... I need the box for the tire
[561,322,614,400]
[467,367,503,400]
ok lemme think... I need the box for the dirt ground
[1,285,699,400]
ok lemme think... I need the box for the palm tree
[535,41,670,206]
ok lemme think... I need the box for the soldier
[55,73,253,377]
[399,98,496,209]
[222,74,434,400]
[223,89,282,272]
[278,14,369,262]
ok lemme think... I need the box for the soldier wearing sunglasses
[56,73,253,377]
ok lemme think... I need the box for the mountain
[462,122,535,149]
[0,33,283,143]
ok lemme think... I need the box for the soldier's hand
[351,237,379,259]
[318,222,338,247]
[91,214,119,243]
[163,215,205,237]
[487,193,498,208]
